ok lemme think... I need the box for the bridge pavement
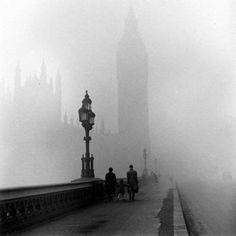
[12,177,187,236]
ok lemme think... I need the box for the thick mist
[0,0,235,187]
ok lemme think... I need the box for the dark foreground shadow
[158,188,174,236]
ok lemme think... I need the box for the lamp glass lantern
[89,111,95,125]
[78,106,88,122]
[82,91,92,111]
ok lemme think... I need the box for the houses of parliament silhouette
[0,7,150,187]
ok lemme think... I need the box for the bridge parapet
[0,179,104,233]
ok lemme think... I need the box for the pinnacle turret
[14,64,22,100]
[40,59,47,85]
[55,70,62,96]
[124,5,138,36]
[55,70,62,121]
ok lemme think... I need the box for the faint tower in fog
[117,6,150,149]
[55,71,62,122]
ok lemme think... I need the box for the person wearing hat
[127,165,138,201]
[105,167,117,201]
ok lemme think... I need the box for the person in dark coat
[105,167,117,201]
[127,165,138,201]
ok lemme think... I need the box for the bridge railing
[0,179,104,233]
[0,175,156,233]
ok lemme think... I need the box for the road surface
[178,178,236,236]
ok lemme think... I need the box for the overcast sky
[1,0,236,183]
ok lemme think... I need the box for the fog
[0,0,236,187]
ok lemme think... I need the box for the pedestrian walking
[151,171,158,183]
[105,167,117,201]
[117,179,126,200]
[127,165,138,201]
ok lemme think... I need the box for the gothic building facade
[0,62,78,187]
[0,8,151,187]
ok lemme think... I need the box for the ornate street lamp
[78,91,96,178]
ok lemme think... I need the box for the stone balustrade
[0,179,104,233]
[0,175,156,233]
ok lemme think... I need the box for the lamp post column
[81,154,85,177]
[78,91,95,178]
[84,127,91,177]
[90,154,94,177]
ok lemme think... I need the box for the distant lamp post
[142,148,148,178]
[155,158,157,174]
[78,90,95,178]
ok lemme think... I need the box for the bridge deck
[11,177,185,235]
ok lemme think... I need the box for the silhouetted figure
[105,167,117,201]
[127,165,138,201]
[151,171,158,183]
[117,179,126,200]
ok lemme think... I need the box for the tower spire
[40,59,47,85]
[124,3,138,35]
[55,69,62,121]
[14,63,21,100]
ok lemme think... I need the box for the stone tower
[117,6,150,151]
